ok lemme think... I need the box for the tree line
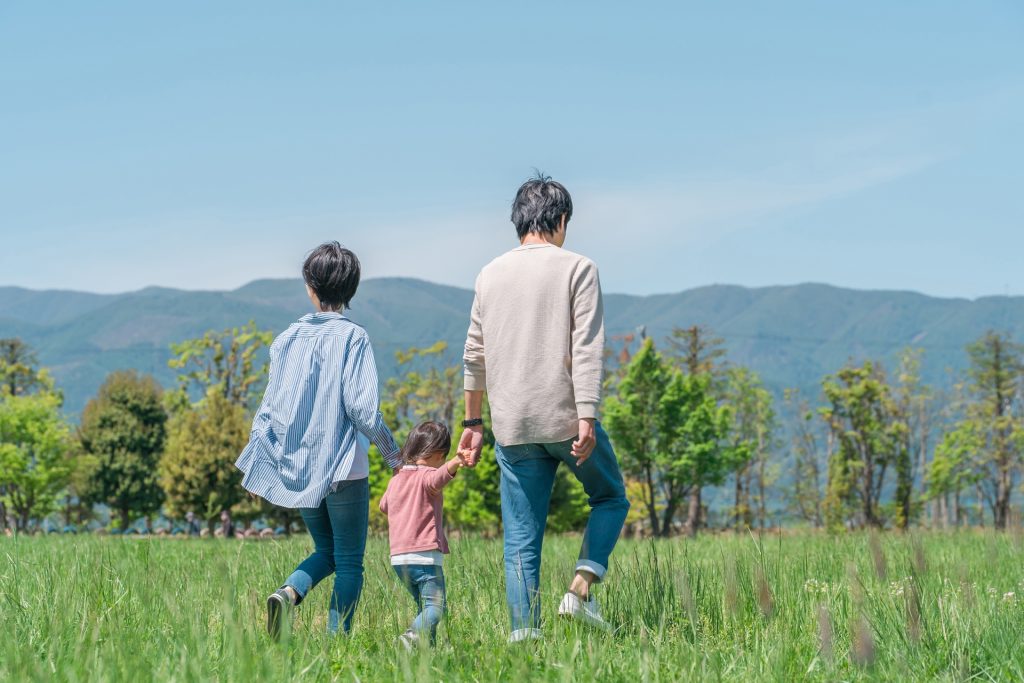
[1,323,1022,537]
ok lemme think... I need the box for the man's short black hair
[302,241,360,311]
[510,172,573,239]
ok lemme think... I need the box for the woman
[235,241,401,638]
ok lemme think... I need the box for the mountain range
[2,278,1023,417]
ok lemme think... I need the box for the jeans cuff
[509,628,543,643]
[283,569,314,605]
[575,560,607,581]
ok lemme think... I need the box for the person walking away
[235,241,401,639]
[380,422,465,649]
[459,174,630,642]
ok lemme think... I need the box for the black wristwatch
[461,418,484,428]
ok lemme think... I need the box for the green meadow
[3,532,1024,682]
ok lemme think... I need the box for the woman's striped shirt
[235,312,400,508]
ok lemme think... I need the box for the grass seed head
[869,533,887,581]
[851,615,876,668]
[817,604,834,664]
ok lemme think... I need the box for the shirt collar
[514,243,556,251]
[299,311,347,323]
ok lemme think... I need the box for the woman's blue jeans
[283,478,369,634]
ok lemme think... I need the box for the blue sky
[1,1,1022,298]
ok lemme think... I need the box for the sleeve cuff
[576,402,599,420]
[464,373,487,391]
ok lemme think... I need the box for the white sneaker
[396,630,419,652]
[558,592,613,632]
[508,628,543,643]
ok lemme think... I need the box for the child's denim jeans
[393,564,446,642]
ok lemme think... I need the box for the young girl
[379,421,464,648]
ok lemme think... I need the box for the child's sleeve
[424,466,456,496]
[379,487,389,515]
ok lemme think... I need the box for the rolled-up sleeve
[463,274,486,391]
[343,333,401,470]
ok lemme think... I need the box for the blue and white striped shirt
[235,311,400,508]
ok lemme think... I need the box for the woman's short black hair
[302,241,360,311]
[510,172,573,239]
[399,421,452,464]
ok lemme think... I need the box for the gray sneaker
[558,592,613,632]
[266,588,295,640]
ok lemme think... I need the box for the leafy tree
[783,389,826,528]
[666,325,729,534]
[605,338,669,535]
[0,339,58,529]
[725,367,775,530]
[0,338,51,397]
[926,423,981,528]
[79,371,167,532]
[940,332,1024,530]
[387,342,462,428]
[168,321,273,409]
[892,349,933,529]
[606,339,738,537]
[659,369,742,537]
[0,390,72,532]
[159,388,248,532]
[665,325,728,381]
[821,362,906,531]
[444,444,503,534]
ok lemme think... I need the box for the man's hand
[572,418,596,467]
[457,425,484,467]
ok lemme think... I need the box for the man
[459,174,630,642]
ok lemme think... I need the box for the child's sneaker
[508,628,543,643]
[396,630,420,652]
[558,592,613,632]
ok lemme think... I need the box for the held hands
[572,418,597,467]
[457,425,484,467]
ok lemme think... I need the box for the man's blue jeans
[283,478,369,634]
[393,564,446,643]
[496,422,630,637]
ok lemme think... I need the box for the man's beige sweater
[463,243,605,446]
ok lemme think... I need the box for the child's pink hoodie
[379,465,456,555]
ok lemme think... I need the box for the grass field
[3,531,1024,682]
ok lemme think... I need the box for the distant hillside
[2,278,1023,416]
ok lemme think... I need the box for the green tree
[892,349,933,529]
[783,388,825,528]
[605,338,669,536]
[0,390,72,532]
[725,367,775,530]
[821,362,906,531]
[0,338,51,397]
[159,388,249,533]
[659,369,742,537]
[168,321,273,409]
[666,325,729,534]
[0,339,58,529]
[79,371,167,532]
[944,332,1024,530]
[926,423,981,528]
